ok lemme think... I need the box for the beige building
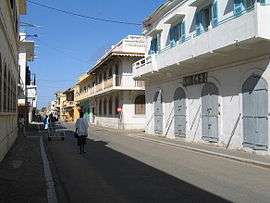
[76,35,146,129]
[0,0,27,161]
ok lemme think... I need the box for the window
[115,64,119,75]
[115,97,119,115]
[109,97,112,115]
[99,100,102,115]
[195,1,218,35]
[169,21,186,47]
[108,68,113,78]
[103,71,107,81]
[149,33,161,54]
[135,95,145,115]
[103,99,107,115]
[234,0,254,15]
[99,73,102,84]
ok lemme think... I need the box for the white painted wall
[145,57,270,155]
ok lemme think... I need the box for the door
[174,87,187,137]
[202,83,219,142]
[154,90,163,134]
[242,75,268,150]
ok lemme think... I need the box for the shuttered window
[149,33,161,54]
[99,100,102,115]
[115,97,119,115]
[135,95,145,115]
[103,99,107,115]
[109,97,112,115]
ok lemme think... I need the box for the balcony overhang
[148,28,163,37]
[24,41,35,61]
[164,14,185,24]
[18,0,27,15]
[189,0,212,7]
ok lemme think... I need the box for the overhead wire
[26,0,142,26]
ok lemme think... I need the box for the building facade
[18,32,35,123]
[0,0,27,161]
[133,0,270,154]
[76,35,146,129]
[62,88,75,122]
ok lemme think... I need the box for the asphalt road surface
[45,125,270,203]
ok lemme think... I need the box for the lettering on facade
[183,72,208,87]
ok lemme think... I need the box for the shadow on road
[47,126,231,203]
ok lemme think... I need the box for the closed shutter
[212,0,218,27]
[157,33,161,52]
[135,95,145,115]
[234,0,244,15]
[195,11,203,35]
[180,21,186,42]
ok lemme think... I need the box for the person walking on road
[75,111,89,154]
[43,115,49,130]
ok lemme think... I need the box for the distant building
[18,32,35,123]
[133,0,270,154]
[26,73,37,122]
[0,0,28,161]
[75,35,146,129]
[62,87,76,122]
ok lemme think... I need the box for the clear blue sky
[22,0,164,108]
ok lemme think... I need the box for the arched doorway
[174,87,186,137]
[242,75,268,150]
[154,90,163,134]
[201,82,219,142]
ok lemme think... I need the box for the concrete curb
[40,136,58,203]
[126,134,270,170]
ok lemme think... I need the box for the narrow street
[45,124,270,203]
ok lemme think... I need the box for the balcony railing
[133,4,261,75]
[104,77,113,88]
[75,74,144,101]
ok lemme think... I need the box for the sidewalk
[0,130,47,202]
[93,126,270,169]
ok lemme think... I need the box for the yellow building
[62,88,76,122]
[74,73,93,122]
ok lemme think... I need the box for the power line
[27,0,142,26]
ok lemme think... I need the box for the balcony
[63,101,75,108]
[75,75,145,102]
[133,4,270,79]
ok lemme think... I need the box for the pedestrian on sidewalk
[75,111,89,154]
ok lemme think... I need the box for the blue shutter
[234,0,244,15]
[180,21,186,42]
[212,0,218,27]
[169,26,176,47]
[195,11,203,36]
[157,33,161,52]
[261,0,270,5]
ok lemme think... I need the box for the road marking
[40,136,58,203]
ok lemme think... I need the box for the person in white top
[75,111,89,154]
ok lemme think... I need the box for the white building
[26,75,37,122]
[18,32,35,123]
[0,0,27,161]
[75,35,146,129]
[133,0,270,154]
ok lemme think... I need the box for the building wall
[94,90,145,130]
[145,56,270,154]
[0,0,22,161]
